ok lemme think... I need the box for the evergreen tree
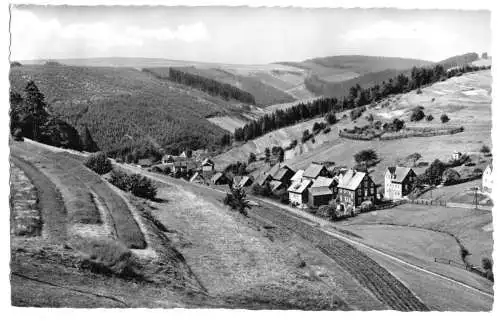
[23,81,48,140]
[81,126,100,152]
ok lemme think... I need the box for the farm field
[418,179,492,205]
[338,204,493,270]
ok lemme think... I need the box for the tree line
[166,68,256,104]
[234,63,490,142]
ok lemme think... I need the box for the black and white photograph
[5,0,496,313]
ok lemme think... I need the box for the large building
[337,170,376,208]
[483,164,493,195]
[384,166,417,200]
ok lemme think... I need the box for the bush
[109,170,157,200]
[85,152,113,175]
[325,112,337,125]
[442,168,460,186]
[75,237,141,279]
[248,152,257,164]
[366,114,374,122]
[323,127,331,134]
[302,130,313,143]
[480,145,491,154]
[252,182,272,197]
[12,128,24,141]
[426,114,434,121]
[224,185,251,216]
[440,114,450,123]
[416,88,423,94]
[410,106,425,122]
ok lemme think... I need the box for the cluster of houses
[252,161,422,213]
[153,149,494,210]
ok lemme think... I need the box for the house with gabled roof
[483,164,493,195]
[287,179,312,206]
[256,172,273,187]
[234,175,253,188]
[384,166,417,200]
[269,180,285,192]
[303,163,330,181]
[201,158,215,173]
[211,172,230,185]
[268,163,295,186]
[337,170,376,208]
[189,172,205,184]
[290,169,304,183]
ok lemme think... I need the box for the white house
[384,167,417,200]
[483,164,493,195]
[287,179,312,206]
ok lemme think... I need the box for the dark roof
[303,163,327,179]
[386,166,414,183]
[274,167,295,181]
[309,186,333,197]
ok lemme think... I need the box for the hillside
[305,53,480,97]
[215,69,492,185]
[9,64,245,154]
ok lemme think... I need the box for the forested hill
[305,53,481,97]
[9,64,234,158]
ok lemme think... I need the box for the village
[141,146,494,220]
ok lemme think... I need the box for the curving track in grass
[11,141,146,249]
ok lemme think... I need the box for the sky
[10,6,491,64]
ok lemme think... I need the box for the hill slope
[216,70,492,184]
[9,64,242,154]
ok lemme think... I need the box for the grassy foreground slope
[9,64,235,153]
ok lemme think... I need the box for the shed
[308,187,334,208]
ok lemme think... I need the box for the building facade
[384,167,417,200]
[337,170,377,208]
[483,164,493,194]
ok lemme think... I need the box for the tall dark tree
[23,81,48,140]
[81,126,100,152]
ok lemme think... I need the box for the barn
[308,187,333,208]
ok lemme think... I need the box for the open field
[418,179,492,205]
[10,140,146,248]
[128,174,382,310]
[338,204,493,270]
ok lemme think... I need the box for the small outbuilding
[308,187,334,208]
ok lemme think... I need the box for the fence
[408,198,447,207]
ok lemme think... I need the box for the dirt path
[11,155,68,242]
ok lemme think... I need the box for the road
[120,164,494,302]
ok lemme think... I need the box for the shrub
[85,152,113,175]
[426,114,434,121]
[224,185,251,216]
[440,114,450,123]
[248,152,257,164]
[325,112,337,125]
[350,107,366,121]
[323,127,331,134]
[410,108,425,122]
[12,128,24,141]
[366,114,374,122]
[416,88,423,94]
[75,237,141,279]
[442,168,461,186]
[480,145,491,154]
[482,257,493,271]
[354,149,378,165]
[302,129,313,143]
[109,170,157,200]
